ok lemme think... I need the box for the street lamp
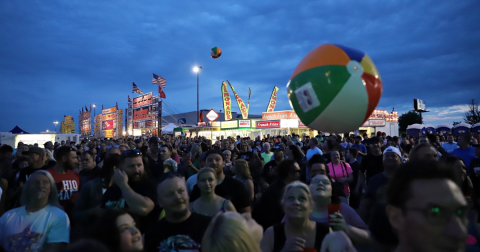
[193,66,202,124]
[53,121,58,133]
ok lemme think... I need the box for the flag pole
[158,91,163,137]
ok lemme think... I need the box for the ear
[386,204,404,233]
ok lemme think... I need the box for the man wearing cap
[262,145,285,185]
[359,146,402,250]
[18,147,48,186]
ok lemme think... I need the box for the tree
[399,111,422,132]
[453,121,461,126]
[464,99,480,125]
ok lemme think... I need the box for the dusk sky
[1,1,479,133]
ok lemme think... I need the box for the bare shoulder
[260,226,274,252]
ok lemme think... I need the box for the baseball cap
[23,147,45,157]
[383,146,401,158]
[274,143,286,151]
[134,139,142,144]
[148,137,159,144]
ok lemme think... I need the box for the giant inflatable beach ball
[211,46,222,59]
[287,44,382,133]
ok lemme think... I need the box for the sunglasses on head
[121,149,142,158]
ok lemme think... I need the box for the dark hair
[0,145,13,154]
[369,137,381,145]
[309,138,319,145]
[12,156,31,170]
[459,133,471,143]
[348,148,359,158]
[287,145,303,162]
[102,154,120,185]
[205,149,224,161]
[89,210,136,252]
[408,143,436,162]
[387,160,457,208]
[54,146,76,161]
[277,159,298,179]
[158,172,184,185]
[81,150,95,160]
[61,239,109,252]
[161,144,173,152]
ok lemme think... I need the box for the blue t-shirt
[351,144,367,164]
[451,147,477,171]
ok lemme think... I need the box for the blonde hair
[197,167,217,181]
[20,170,61,208]
[191,144,202,160]
[234,159,253,180]
[202,213,262,252]
[281,181,314,205]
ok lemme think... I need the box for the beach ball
[211,46,222,59]
[287,44,382,133]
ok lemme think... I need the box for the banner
[266,86,279,112]
[247,87,251,112]
[102,107,116,114]
[103,120,114,130]
[104,129,114,138]
[133,92,153,108]
[227,80,248,119]
[78,111,92,136]
[221,82,233,120]
[102,113,116,121]
[133,106,152,121]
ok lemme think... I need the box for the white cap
[383,146,401,158]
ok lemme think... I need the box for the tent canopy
[161,123,178,134]
[9,126,29,134]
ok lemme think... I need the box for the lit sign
[262,111,299,120]
[256,121,280,128]
[369,110,399,122]
[221,121,238,129]
[239,120,251,128]
[206,109,219,122]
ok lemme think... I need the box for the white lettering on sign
[256,121,280,128]
[369,119,386,127]
[221,121,238,129]
[239,120,251,127]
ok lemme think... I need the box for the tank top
[272,222,329,252]
[191,199,227,217]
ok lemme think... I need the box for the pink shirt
[327,162,353,196]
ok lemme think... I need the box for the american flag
[152,73,166,88]
[128,95,132,102]
[132,82,144,94]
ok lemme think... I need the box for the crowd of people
[0,130,479,252]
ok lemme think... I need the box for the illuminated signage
[262,111,299,120]
[221,121,238,129]
[256,120,280,128]
[239,120,251,127]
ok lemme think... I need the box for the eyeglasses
[404,204,468,225]
[121,149,142,158]
[310,179,330,185]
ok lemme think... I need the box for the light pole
[93,104,96,136]
[53,121,58,133]
[193,66,202,125]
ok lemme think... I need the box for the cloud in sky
[0,0,479,133]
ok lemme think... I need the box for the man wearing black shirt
[355,137,383,194]
[79,150,101,186]
[17,147,48,186]
[190,149,251,213]
[262,147,285,185]
[101,149,159,232]
[252,159,301,230]
[148,138,170,180]
[359,146,402,250]
[238,141,252,162]
[144,173,211,252]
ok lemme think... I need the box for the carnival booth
[173,127,192,137]
[220,119,259,138]
[472,123,480,135]
[436,124,452,137]
[425,124,435,134]
[407,124,423,137]
[453,123,471,136]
